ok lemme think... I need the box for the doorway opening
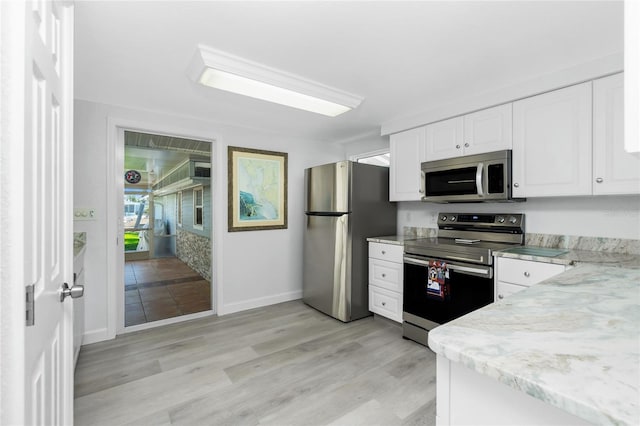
[122,130,213,327]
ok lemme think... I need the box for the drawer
[368,286,402,323]
[496,281,527,301]
[497,257,565,286]
[369,242,404,263]
[369,258,403,292]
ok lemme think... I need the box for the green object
[501,247,568,257]
[124,232,139,251]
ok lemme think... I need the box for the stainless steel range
[402,213,525,346]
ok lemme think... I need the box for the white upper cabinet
[424,104,512,161]
[424,116,463,161]
[463,104,513,156]
[593,73,640,195]
[512,82,593,197]
[389,126,426,201]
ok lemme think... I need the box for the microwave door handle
[476,162,484,197]
[420,170,425,194]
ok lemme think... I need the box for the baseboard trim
[220,290,302,316]
[82,327,111,345]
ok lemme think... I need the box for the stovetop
[403,212,525,265]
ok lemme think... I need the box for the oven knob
[449,216,456,222]
[496,216,505,223]
[441,215,447,221]
[509,216,518,224]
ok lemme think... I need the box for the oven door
[403,255,494,330]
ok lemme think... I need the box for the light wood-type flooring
[74,300,436,426]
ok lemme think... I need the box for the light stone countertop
[74,232,87,258]
[495,246,640,269]
[428,263,640,425]
[366,235,418,246]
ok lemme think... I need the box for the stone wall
[176,228,211,281]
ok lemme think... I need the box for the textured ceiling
[75,1,623,143]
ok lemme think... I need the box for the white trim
[349,148,390,162]
[192,185,204,229]
[219,290,302,316]
[625,1,640,153]
[106,115,222,341]
[381,52,624,135]
[0,2,27,424]
[120,310,214,334]
[81,328,111,346]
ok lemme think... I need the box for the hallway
[125,257,211,326]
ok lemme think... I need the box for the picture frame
[228,146,288,232]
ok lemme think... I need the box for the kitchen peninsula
[428,261,640,425]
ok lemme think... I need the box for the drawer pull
[381,273,386,278]
[381,302,386,306]
[381,250,386,255]
[498,294,504,300]
[524,271,530,278]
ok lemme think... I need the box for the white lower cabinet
[495,257,566,301]
[368,242,403,322]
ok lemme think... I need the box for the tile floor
[125,257,211,326]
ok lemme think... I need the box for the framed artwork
[228,146,288,231]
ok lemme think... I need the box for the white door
[593,73,640,195]
[389,126,426,201]
[424,116,463,161]
[0,1,75,424]
[512,82,592,198]
[463,103,513,156]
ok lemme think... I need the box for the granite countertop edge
[428,263,640,425]
[494,245,640,269]
[366,235,416,245]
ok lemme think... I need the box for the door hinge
[26,284,35,326]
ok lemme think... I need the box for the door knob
[60,282,84,302]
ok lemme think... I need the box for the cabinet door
[389,127,426,201]
[512,82,592,197]
[496,281,526,301]
[497,257,565,286]
[424,116,464,161]
[463,104,512,156]
[593,73,640,195]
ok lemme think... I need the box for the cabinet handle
[456,144,461,149]
[514,183,519,188]
[381,273,386,278]
[596,177,604,183]
[464,142,469,148]
[498,294,504,300]
[524,271,530,277]
[381,302,386,306]
[381,250,386,255]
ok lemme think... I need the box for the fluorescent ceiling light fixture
[187,44,363,117]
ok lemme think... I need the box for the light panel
[188,45,363,117]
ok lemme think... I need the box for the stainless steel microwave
[421,150,524,203]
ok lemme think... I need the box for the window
[352,149,390,167]
[193,187,203,228]
[177,191,182,227]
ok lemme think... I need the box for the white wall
[343,133,389,159]
[74,99,345,343]
[397,196,640,240]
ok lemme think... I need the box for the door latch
[26,284,35,326]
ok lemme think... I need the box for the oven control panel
[438,213,524,228]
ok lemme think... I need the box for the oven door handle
[404,255,492,278]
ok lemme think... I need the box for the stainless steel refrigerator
[303,161,397,322]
